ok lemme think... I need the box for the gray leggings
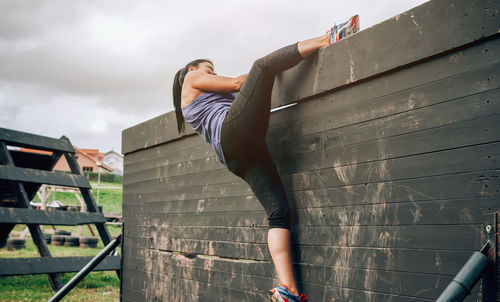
[221,43,303,229]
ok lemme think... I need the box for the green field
[0,182,123,301]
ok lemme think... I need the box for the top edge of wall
[122,0,500,155]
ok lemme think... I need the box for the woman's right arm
[186,71,248,93]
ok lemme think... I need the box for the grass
[89,181,122,188]
[0,237,122,301]
[0,272,120,301]
[32,186,122,214]
[1,181,123,301]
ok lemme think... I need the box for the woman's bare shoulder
[181,72,206,108]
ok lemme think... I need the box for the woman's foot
[269,285,308,302]
[329,14,360,44]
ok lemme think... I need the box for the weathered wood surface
[0,207,107,225]
[0,166,91,189]
[0,256,121,276]
[0,128,74,153]
[121,0,500,300]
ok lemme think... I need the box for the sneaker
[269,284,308,302]
[329,14,360,44]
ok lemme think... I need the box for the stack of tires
[45,229,99,248]
[7,238,26,250]
[51,229,72,246]
[51,234,66,246]
[64,236,80,247]
[80,237,98,248]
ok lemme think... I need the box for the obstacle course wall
[121,0,500,300]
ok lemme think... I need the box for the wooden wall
[121,0,500,300]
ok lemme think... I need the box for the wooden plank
[0,128,74,153]
[121,127,500,199]
[121,142,499,204]
[0,207,107,225]
[123,249,458,301]
[135,259,445,300]
[10,151,55,171]
[284,145,500,192]
[131,235,476,276]
[123,132,205,171]
[268,39,500,141]
[0,256,121,276]
[124,152,223,186]
[269,83,499,165]
[276,115,500,176]
[271,0,500,107]
[0,166,91,189]
[122,169,496,216]
[136,224,481,251]
[122,167,497,211]
[123,265,269,302]
[122,209,267,228]
[122,196,498,229]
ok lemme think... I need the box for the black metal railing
[436,243,492,302]
[49,235,122,302]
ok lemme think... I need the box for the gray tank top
[181,92,234,165]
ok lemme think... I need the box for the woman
[173,15,359,302]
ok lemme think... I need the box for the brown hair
[172,59,213,134]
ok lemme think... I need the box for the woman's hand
[234,74,248,91]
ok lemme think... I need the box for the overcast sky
[0,0,429,154]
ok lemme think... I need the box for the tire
[55,230,71,236]
[51,235,66,246]
[79,236,98,248]
[79,237,98,244]
[64,236,80,247]
[43,233,52,244]
[7,238,26,250]
[7,238,26,245]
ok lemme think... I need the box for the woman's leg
[221,32,330,296]
[223,32,330,148]
[239,147,299,295]
[298,31,331,58]
[268,228,296,294]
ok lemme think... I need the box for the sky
[0,0,429,154]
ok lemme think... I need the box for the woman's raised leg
[222,32,332,298]
[298,31,331,58]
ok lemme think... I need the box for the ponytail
[173,67,187,134]
[172,59,213,134]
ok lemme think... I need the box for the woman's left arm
[187,71,248,93]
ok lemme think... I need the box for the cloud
[0,0,429,153]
